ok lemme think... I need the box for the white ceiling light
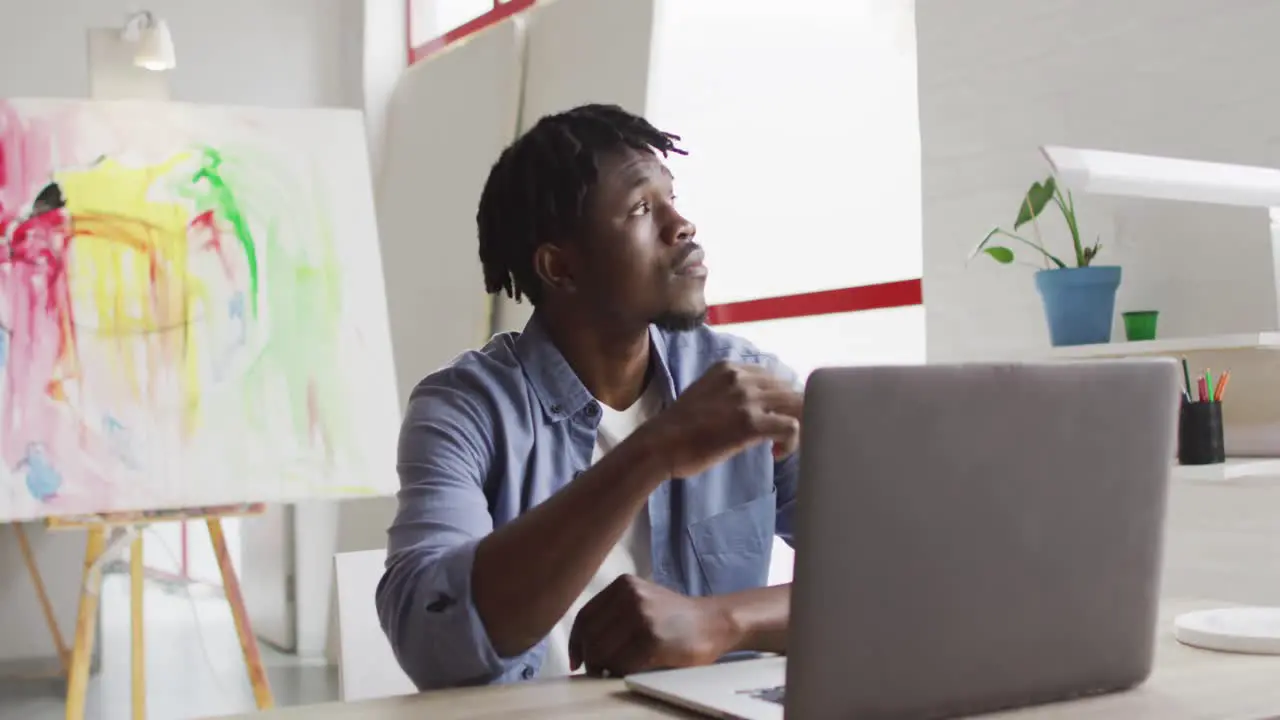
[121,10,176,72]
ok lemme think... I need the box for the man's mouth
[673,245,707,278]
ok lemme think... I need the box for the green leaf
[970,227,1068,269]
[1014,176,1057,230]
[969,227,1001,260]
[982,246,1015,263]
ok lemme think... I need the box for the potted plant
[971,175,1120,347]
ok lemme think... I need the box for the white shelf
[1031,332,1280,360]
[1173,458,1280,482]
[1041,146,1280,208]
[1009,148,1280,486]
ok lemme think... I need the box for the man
[377,104,804,690]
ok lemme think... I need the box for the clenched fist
[641,361,803,479]
[568,575,739,677]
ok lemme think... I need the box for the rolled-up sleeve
[375,379,538,689]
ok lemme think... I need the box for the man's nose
[663,210,696,246]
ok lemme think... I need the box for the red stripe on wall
[706,279,923,326]
[408,0,536,65]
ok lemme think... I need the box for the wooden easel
[14,503,275,720]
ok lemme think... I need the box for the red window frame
[403,0,924,324]
[407,0,536,65]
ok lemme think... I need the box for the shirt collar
[514,312,677,422]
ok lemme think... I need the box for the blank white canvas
[0,98,400,520]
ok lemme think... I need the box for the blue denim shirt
[376,314,799,690]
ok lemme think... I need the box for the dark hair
[476,103,686,306]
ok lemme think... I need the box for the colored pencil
[1214,371,1231,402]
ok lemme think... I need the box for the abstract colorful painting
[0,99,400,521]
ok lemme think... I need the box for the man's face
[565,147,706,331]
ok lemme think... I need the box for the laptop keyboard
[739,685,786,705]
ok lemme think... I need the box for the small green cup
[1122,310,1159,341]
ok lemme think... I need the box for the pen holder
[1178,401,1225,466]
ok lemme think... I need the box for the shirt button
[521,666,535,680]
[549,404,563,415]
[585,403,600,418]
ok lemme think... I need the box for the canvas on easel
[0,98,401,520]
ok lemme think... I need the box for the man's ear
[533,243,576,295]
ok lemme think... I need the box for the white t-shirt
[541,380,663,676]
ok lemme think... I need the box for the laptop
[626,360,1181,719]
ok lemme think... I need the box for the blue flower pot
[1034,266,1122,347]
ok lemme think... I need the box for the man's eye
[629,201,651,217]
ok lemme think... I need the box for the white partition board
[376,19,524,402]
[490,0,658,334]
[335,549,417,701]
[521,0,655,119]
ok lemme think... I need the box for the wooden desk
[214,599,1280,719]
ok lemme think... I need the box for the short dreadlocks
[476,104,686,306]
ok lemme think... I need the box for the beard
[651,308,708,332]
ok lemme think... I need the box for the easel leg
[130,533,145,720]
[13,523,71,673]
[65,527,107,720]
[207,518,274,709]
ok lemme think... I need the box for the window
[647,0,922,304]
[722,306,926,380]
[646,1,924,586]
[409,0,499,51]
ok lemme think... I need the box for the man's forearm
[471,426,671,659]
[711,583,791,656]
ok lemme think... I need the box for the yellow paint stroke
[56,155,212,433]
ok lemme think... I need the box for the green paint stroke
[172,144,353,469]
[187,149,261,317]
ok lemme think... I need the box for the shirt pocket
[686,491,775,595]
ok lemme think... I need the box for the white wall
[0,0,365,669]
[364,0,410,177]
[919,0,1280,362]
[916,0,1280,607]
[0,0,359,107]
